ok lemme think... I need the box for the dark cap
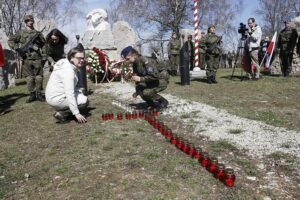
[121,46,133,58]
[188,35,193,39]
[208,24,215,29]
[23,15,34,22]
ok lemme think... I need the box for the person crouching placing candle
[45,43,88,124]
[121,46,169,110]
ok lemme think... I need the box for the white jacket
[45,59,81,115]
[245,25,262,51]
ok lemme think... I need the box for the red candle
[152,108,158,116]
[158,123,164,134]
[188,143,195,156]
[138,111,144,118]
[153,120,159,129]
[117,113,123,120]
[170,134,177,144]
[176,137,183,149]
[207,157,218,174]
[214,163,225,180]
[165,128,172,139]
[131,111,137,119]
[223,168,236,187]
[194,147,202,160]
[108,113,114,120]
[200,152,209,167]
[102,113,107,121]
[182,140,189,153]
[125,112,131,120]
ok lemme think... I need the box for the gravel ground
[96,82,300,159]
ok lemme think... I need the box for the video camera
[238,23,248,40]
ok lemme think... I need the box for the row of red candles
[101,110,235,187]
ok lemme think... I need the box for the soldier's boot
[53,111,71,124]
[158,97,169,109]
[26,92,37,103]
[36,92,45,102]
[211,76,218,84]
[207,76,212,84]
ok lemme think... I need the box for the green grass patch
[228,128,244,134]
[232,159,258,176]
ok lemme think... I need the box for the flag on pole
[265,32,277,68]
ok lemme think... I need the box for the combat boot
[53,111,70,124]
[26,92,36,103]
[211,76,218,84]
[158,97,169,109]
[36,92,45,102]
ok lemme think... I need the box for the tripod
[231,37,246,80]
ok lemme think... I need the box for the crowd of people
[1,14,300,123]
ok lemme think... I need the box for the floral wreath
[85,47,132,84]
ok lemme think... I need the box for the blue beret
[121,46,133,58]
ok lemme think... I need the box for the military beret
[121,46,133,58]
[23,15,34,22]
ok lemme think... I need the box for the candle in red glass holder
[152,108,158,116]
[144,113,149,121]
[131,111,137,119]
[158,123,164,133]
[182,140,189,153]
[165,128,172,139]
[108,113,114,120]
[138,111,144,118]
[170,134,177,144]
[214,163,225,180]
[117,113,123,120]
[125,112,131,120]
[153,119,159,129]
[102,113,107,121]
[188,143,195,156]
[194,146,202,160]
[176,137,183,149]
[223,168,236,187]
[207,157,218,173]
[200,152,209,167]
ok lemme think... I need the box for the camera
[238,23,248,40]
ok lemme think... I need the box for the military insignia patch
[146,66,154,74]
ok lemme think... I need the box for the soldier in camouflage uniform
[121,46,169,109]
[200,25,221,84]
[8,15,46,103]
[199,31,206,70]
[277,20,298,77]
[167,32,181,76]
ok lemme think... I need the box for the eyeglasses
[74,57,85,60]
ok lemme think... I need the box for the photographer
[243,18,262,80]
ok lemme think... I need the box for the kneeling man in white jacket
[46,44,88,123]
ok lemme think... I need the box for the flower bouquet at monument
[85,47,132,84]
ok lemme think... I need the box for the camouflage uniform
[200,31,221,83]
[168,38,181,75]
[8,16,46,101]
[44,43,65,72]
[199,36,206,69]
[278,26,298,76]
[133,56,169,108]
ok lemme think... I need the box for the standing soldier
[183,35,195,70]
[8,15,46,103]
[168,32,181,76]
[200,25,221,84]
[121,46,169,109]
[198,31,206,69]
[227,51,234,68]
[278,20,298,77]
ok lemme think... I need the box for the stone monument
[82,8,136,60]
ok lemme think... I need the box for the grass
[165,69,300,131]
[0,74,299,199]
[228,128,244,134]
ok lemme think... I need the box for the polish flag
[265,32,277,68]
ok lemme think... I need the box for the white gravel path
[96,82,300,159]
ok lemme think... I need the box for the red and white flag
[265,32,277,68]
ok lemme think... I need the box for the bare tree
[0,0,85,36]
[107,0,243,53]
[256,0,300,36]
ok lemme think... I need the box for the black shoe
[36,92,45,102]
[26,92,36,103]
[252,77,259,81]
[207,77,212,84]
[158,97,169,109]
[53,112,71,124]
[211,76,218,84]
